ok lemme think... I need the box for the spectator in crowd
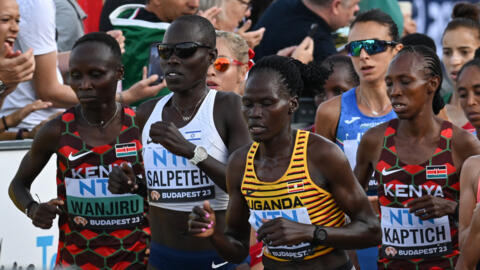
[99,0,145,32]
[314,9,402,270]
[355,45,480,270]
[9,32,150,269]
[199,0,265,49]
[206,31,251,95]
[0,0,167,132]
[442,2,480,133]
[253,0,359,64]
[54,0,87,53]
[398,1,417,37]
[0,0,54,140]
[110,0,199,106]
[455,58,480,270]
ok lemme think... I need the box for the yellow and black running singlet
[241,130,345,261]
[56,106,150,269]
[375,119,459,270]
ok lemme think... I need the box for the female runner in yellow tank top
[188,55,381,270]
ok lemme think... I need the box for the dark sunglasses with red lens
[157,42,211,60]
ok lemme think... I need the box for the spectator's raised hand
[121,66,166,104]
[276,37,314,64]
[0,45,35,91]
[198,7,222,28]
[106,30,125,54]
[291,36,314,64]
[236,20,265,49]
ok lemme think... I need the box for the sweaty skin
[189,66,381,270]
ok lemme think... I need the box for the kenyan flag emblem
[426,165,447,179]
[115,143,137,158]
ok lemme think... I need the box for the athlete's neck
[259,128,295,159]
[81,101,118,125]
[356,81,391,116]
[397,112,439,138]
[171,84,209,110]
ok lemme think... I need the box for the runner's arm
[458,156,480,249]
[456,205,480,270]
[312,135,381,249]
[210,149,251,262]
[8,117,61,213]
[189,148,251,262]
[314,95,341,142]
[196,92,251,191]
[354,126,384,190]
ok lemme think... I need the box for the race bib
[249,208,313,260]
[65,177,144,229]
[144,146,215,203]
[380,206,452,259]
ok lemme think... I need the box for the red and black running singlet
[56,105,150,269]
[375,119,459,270]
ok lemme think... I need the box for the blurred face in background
[149,0,199,22]
[442,27,480,83]
[330,0,360,30]
[0,0,19,53]
[217,0,251,31]
[207,37,248,95]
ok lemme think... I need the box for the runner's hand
[257,218,314,246]
[108,162,137,194]
[30,198,64,229]
[188,201,216,237]
[407,195,457,220]
[149,121,196,158]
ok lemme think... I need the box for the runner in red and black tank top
[375,119,459,269]
[55,105,150,268]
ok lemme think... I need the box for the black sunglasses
[157,42,212,60]
[346,39,398,57]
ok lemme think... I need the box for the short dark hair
[400,33,437,52]
[350,9,399,42]
[171,15,216,48]
[322,54,359,86]
[395,45,444,115]
[443,2,480,40]
[72,32,122,65]
[248,55,330,97]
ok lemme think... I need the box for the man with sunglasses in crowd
[253,0,359,65]
[315,9,402,270]
[108,15,251,270]
[109,0,200,106]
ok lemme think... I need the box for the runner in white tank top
[108,15,250,270]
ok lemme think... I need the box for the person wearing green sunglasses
[315,9,402,270]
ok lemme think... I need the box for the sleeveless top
[374,119,459,269]
[142,90,229,212]
[336,88,397,195]
[56,105,150,268]
[241,130,346,262]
